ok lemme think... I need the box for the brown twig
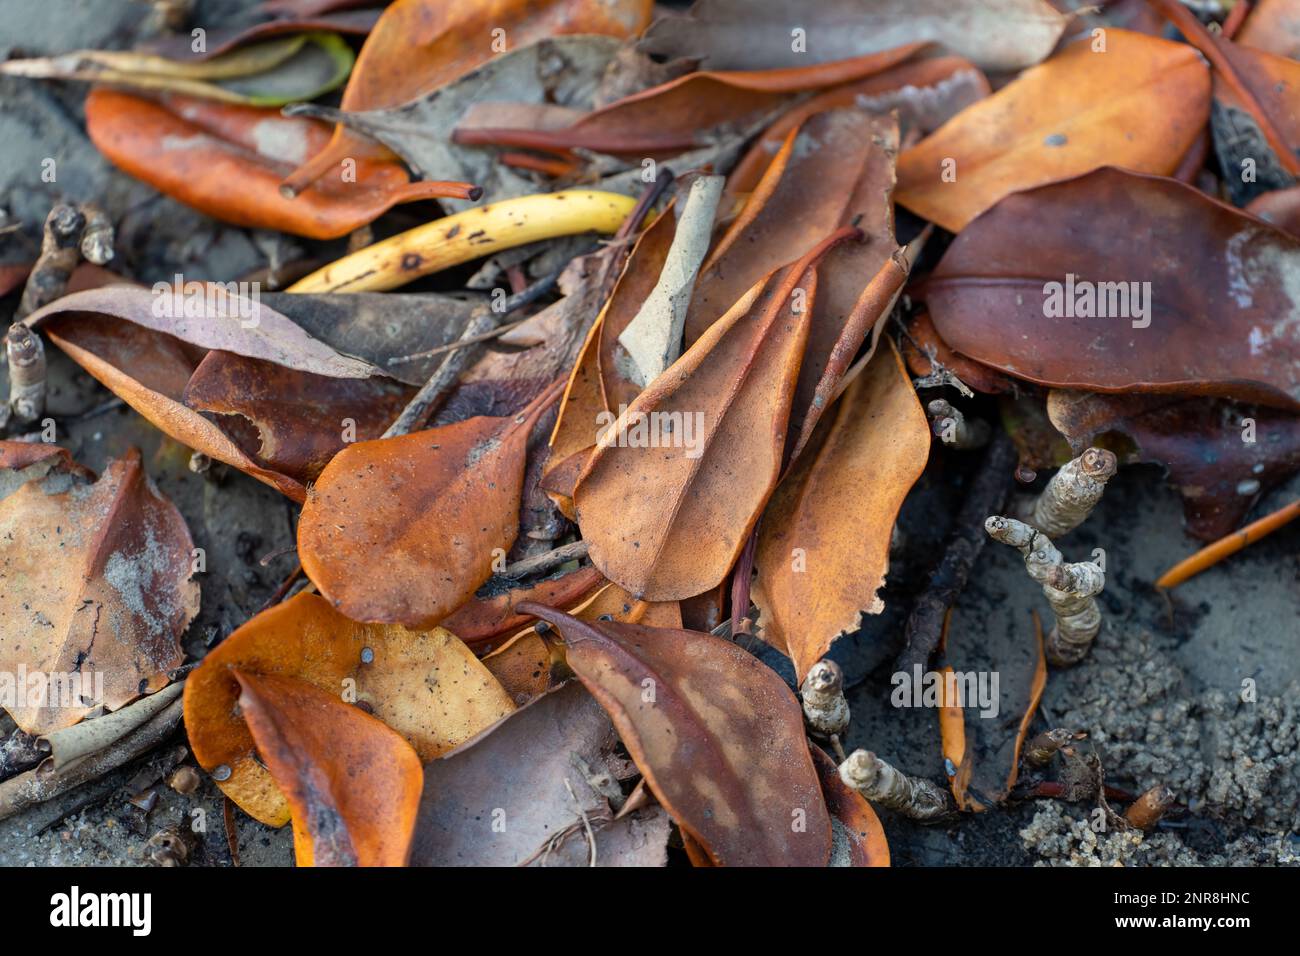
[896,431,1017,673]
[500,539,590,579]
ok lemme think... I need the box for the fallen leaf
[85,89,477,239]
[0,445,197,735]
[410,680,667,866]
[28,284,379,380]
[233,670,423,865]
[457,45,924,159]
[1,33,354,107]
[640,0,1065,72]
[1047,389,1300,540]
[575,227,858,601]
[184,590,514,825]
[140,7,381,62]
[288,35,626,207]
[896,29,1210,232]
[441,564,605,650]
[753,340,930,683]
[516,604,832,866]
[937,611,1045,810]
[281,0,652,194]
[923,166,1300,411]
[1238,0,1300,59]
[726,55,989,196]
[297,379,564,627]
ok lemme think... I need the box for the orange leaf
[233,670,423,866]
[184,591,513,825]
[86,89,476,239]
[753,340,930,683]
[896,29,1210,232]
[517,604,832,866]
[575,228,856,601]
[297,379,563,627]
[0,445,197,734]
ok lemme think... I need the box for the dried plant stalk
[839,749,953,821]
[985,516,1105,666]
[1026,447,1117,536]
[926,398,989,449]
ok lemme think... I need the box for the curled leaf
[184,591,514,825]
[233,669,423,866]
[86,90,477,239]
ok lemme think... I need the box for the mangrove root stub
[926,398,990,450]
[839,749,954,822]
[6,323,47,425]
[1124,784,1175,830]
[1026,446,1118,537]
[79,202,115,265]
[800,660,849,739]
[985,516,1106,666]
[1023,728,1084,767]
[16,203,85,320]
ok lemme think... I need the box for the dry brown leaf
[234,670,423,866]
[575,229,857,601]
[297,379,563,627]
[753,340,930,683]
[0,445,197,735]
[895,29,1210,233]
[517,604,832,866]
[184,591,513,825]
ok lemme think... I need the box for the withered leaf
[28,284,379,380]
[411,680,668,866]
[282,0,653,194]
[516,604,832,866]
[896,29,1210,233]
[575,231,856,601]
[42,315,308,501]
[640,0,1064,72]
[184,591,514,825]
[297,379,564,627]
[1047,390,1300,541]
[924,167,1300,411]
[233,670,423,866]
[753,340,930,683]
[0,445,197,735]
[85,90,474,240]
[937,613,1046,811]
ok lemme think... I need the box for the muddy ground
[1,0,1297,867]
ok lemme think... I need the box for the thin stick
[501,539,590,579]
[381,274,558,439]
[896,431,1017,673]
[1157,497,1300,589]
